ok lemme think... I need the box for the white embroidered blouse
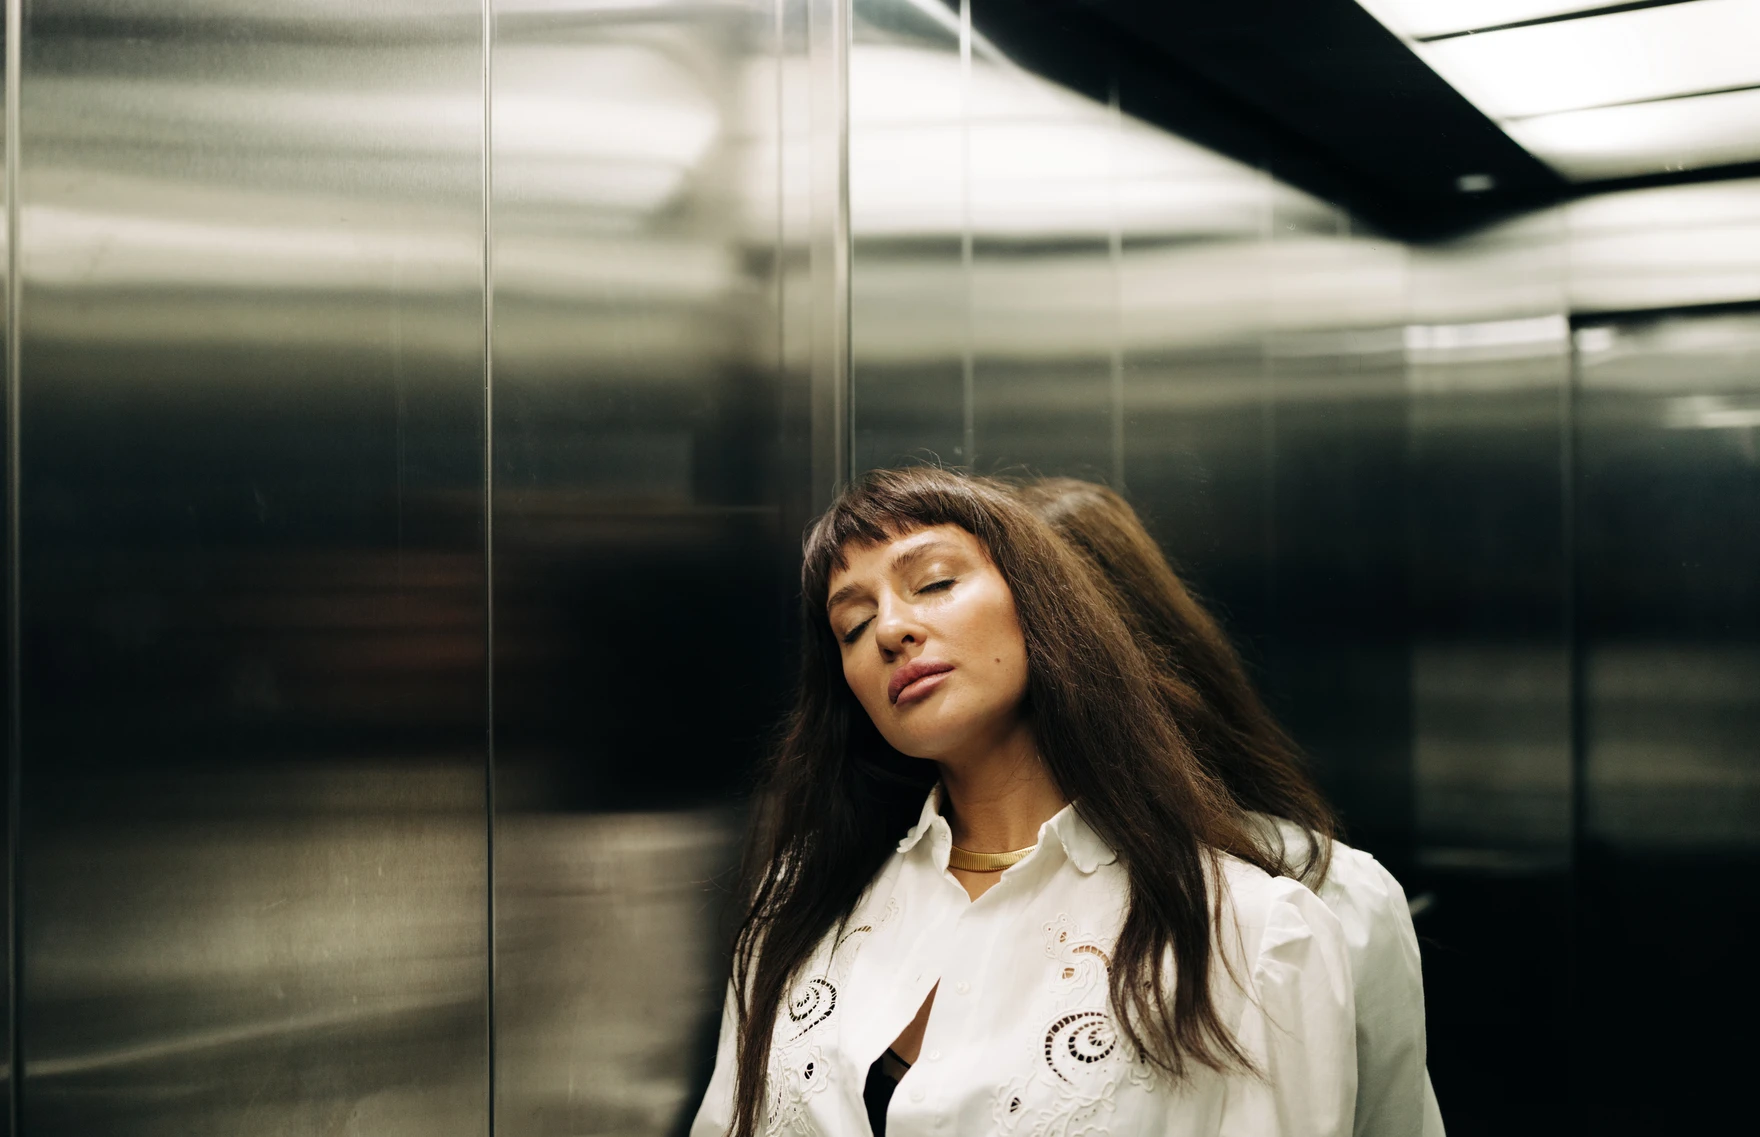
[691,790,1358,1137]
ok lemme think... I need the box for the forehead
[827,523,985,589]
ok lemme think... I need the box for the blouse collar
[895,784,1118,874]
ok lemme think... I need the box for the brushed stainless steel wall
[487,2,835,1135]
[15,2,490,1135]
[2,0,840,1132]
[1571,304,1760,1135]
[1401,218,1574,1133]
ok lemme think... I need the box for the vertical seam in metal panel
[958,0,973,470]
[775,0,786,444]
[1564,334,1583,865]
[481,0,496,1133]
[1563,313,1586,1111]
[1107,80,1123,489]
[4,0,21,1130]
[835,0,850,486]
[1259,167,1277,646]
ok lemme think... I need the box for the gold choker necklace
[947,843,1037,873]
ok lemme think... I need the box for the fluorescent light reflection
[1358,0,1760,182]
[849,43,1269,240]
[1414,0,1760,120]
[1662,394,1760,429]
[1508,86,1760,180]
[1357,0,1635,39]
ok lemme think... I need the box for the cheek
[970,596,1031,695]
[842,652,883,711]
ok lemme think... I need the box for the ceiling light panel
[1356,0,1627,40]
[1507,86,1760,180]
[1412,0,1760,120]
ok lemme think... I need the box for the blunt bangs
[801,467,1010,609]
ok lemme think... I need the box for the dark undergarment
[862,1048,912,1136]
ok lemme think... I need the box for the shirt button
[954,981,970,995]
[928,1049,942,1062]
[910,1088,925,1103]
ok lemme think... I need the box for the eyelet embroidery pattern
[990,914,1153,1137]
[765,896,902,1135]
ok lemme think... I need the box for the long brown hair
[724,467,1277,1137]
[1015,477,1335,885]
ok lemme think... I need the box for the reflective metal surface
[849,0,964,472]
[17,1,489,1132]
[1401,216,1574,1134]
[1575,310,1760,853]
[487,0,828,1133]
[1,0,838,1132]
[1572,308,1760,1134]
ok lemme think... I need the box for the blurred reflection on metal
[1575,311,1760,851]
[849,0,965,472]
[1407,215,1573,863]
[488,1,829,1133]
[494,810,736,1135]
[1568,179,1760,315]
[1572,308,1760,1135]
[1400,216,1575,1133]
[16,0,488,1133]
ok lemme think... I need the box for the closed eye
[840,618,872,645]
[919,579,955,594]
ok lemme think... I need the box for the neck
[936,722,1066,853]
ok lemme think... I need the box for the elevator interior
[2,1,1756,1136]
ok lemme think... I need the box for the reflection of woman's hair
[726,466,1279,1137]
[1014,477,1335,886]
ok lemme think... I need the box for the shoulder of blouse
[1314,839,1415,965]
[1247,813,1412,952]
[1209,851,1346,972]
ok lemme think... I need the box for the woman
[692,467,1356,1137]
[1015,477,1444,1137]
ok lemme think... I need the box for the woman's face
[825,523,1032,763]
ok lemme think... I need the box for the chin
[885,725,980,764]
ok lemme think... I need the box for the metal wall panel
[965,0,1112,479]
[1574,311,1760,854]
[1572,308,1760,1135]
[849,0,966,472]
[1402,215,1574,1133]
[16,2,489,1134]
[1259,203,1414,861]
[487,0,819,1133]
[1116,111,1271,658]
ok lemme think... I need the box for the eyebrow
[825,538,962,615]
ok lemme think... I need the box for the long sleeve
[1221,882,1358,1137]
[689,982,740,1137]
[1333,857,1443,1137]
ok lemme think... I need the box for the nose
[872,592,925,659]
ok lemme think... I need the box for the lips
[888,660,954,705]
